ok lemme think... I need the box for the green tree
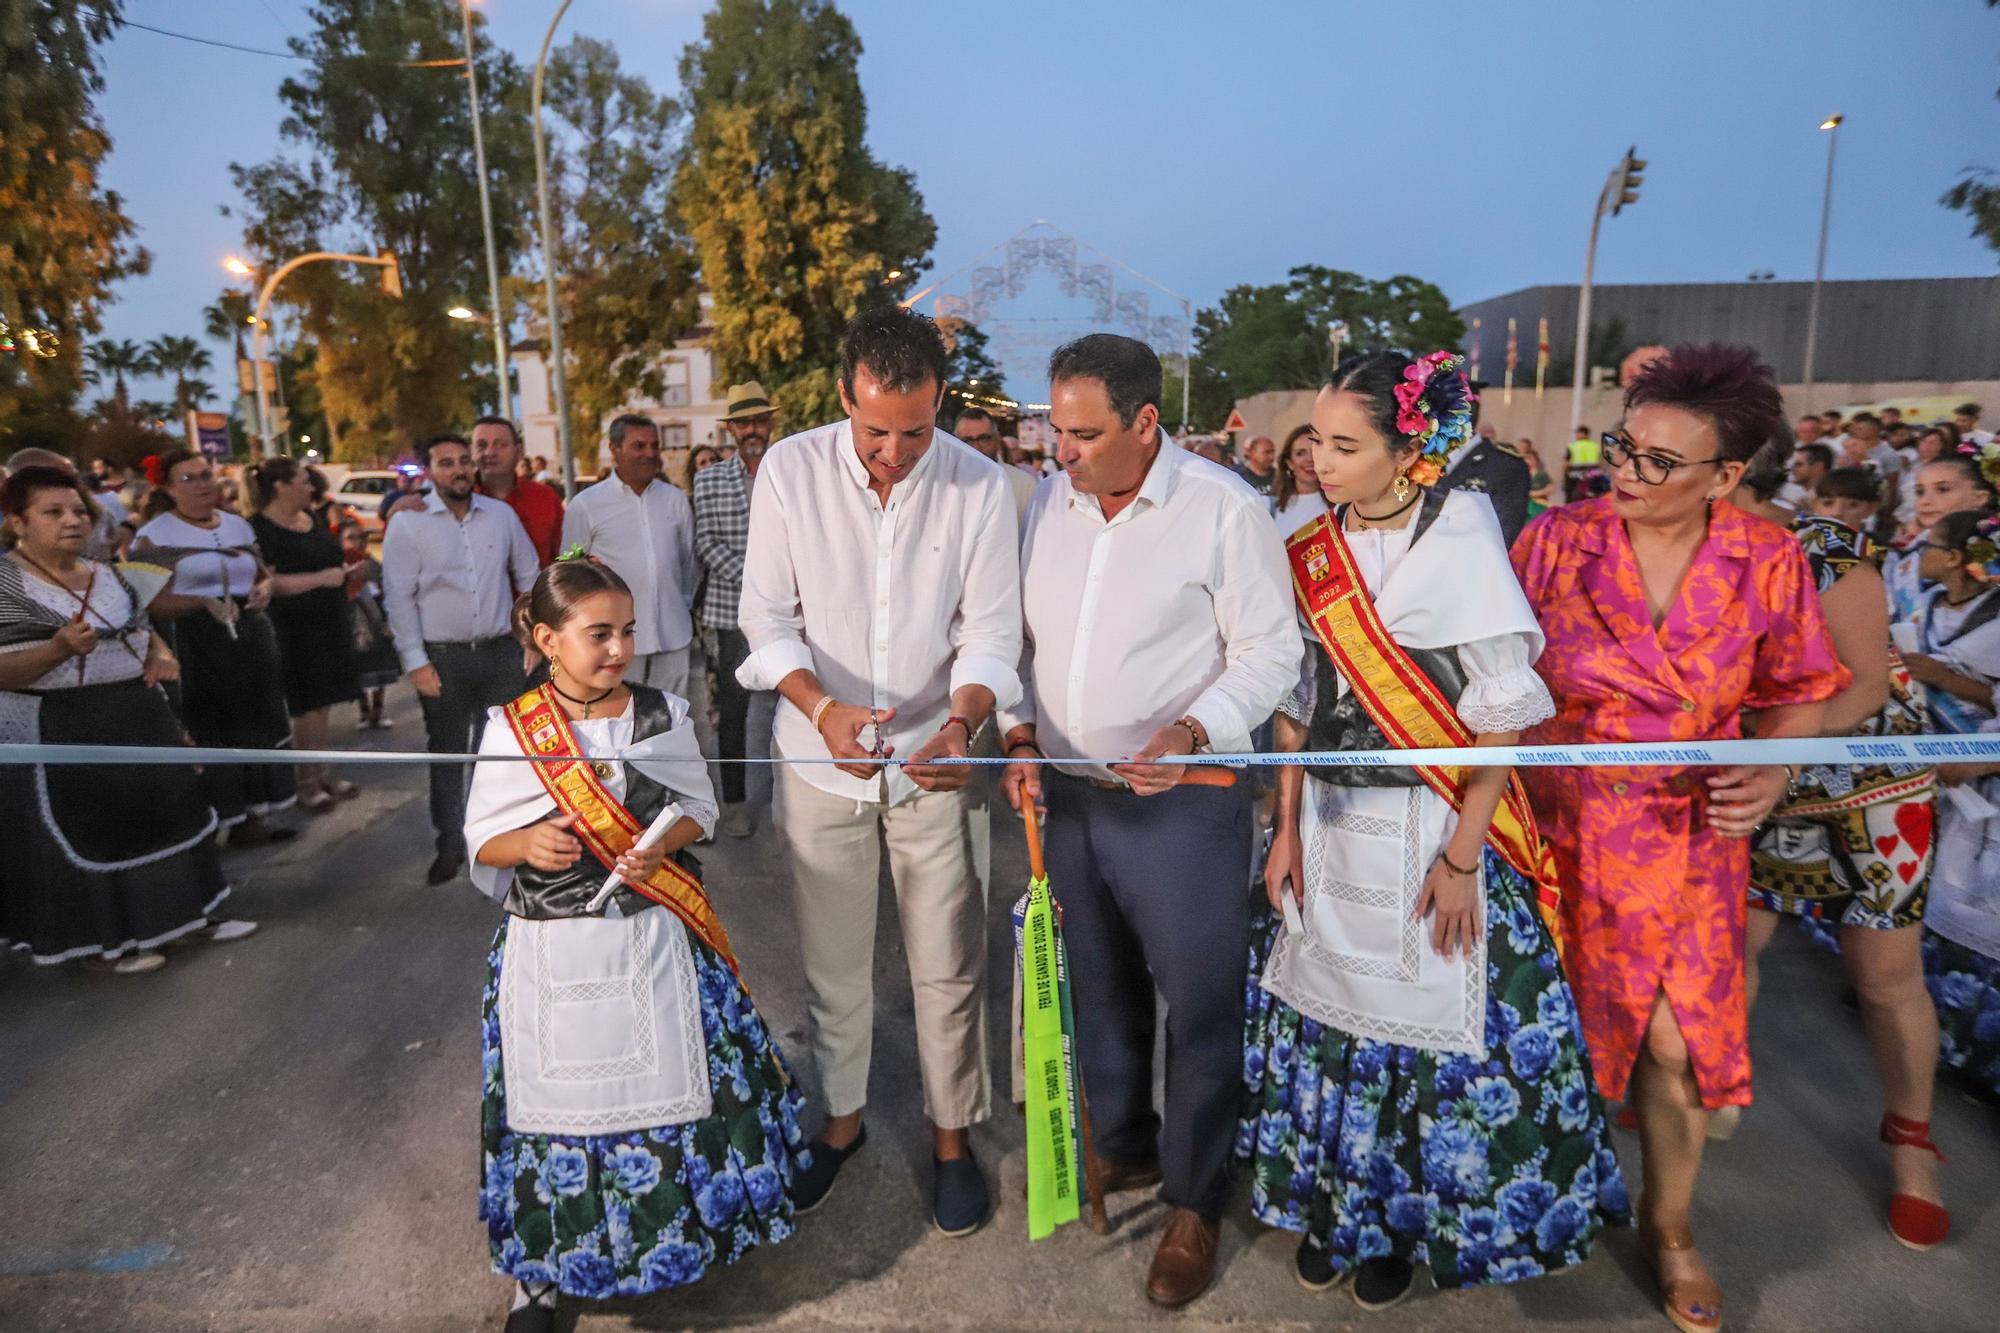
[536,35,701,450]
[83,338,149,417]
[1288,266,1466,364]
[228,0,534,458]
[0,1,151,430]
[935,315,1006,421]
[204,289,257,365]
[1941,0,2000,260]
[670,0,936,425]
[1186,267,1466,430]
[145,335,214,418]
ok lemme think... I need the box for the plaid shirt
[692,454,752,630]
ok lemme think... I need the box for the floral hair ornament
[555,542,594,564]
[1964,513,2000,585]
[1392,350,1478,488]
[1946,438,2000,491]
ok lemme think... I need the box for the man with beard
[381,433,538,883]
[736,309,1021,1235]
[560,415,699,695]
[471,415,564,567]
[694,383,779,838]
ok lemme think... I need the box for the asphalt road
[2,682,1996,1331]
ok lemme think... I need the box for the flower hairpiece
[555,542,592,563]
[1947,438,2000,488]
[1965,513,2000,585]
[1391,350,1477,487]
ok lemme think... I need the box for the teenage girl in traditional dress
[1241,351,1627,1314]
[464,556,808,1332]
[1903,511,2000,1111]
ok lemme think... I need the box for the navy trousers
[1040,771,1254,1218]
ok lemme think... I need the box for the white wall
[514,338,728,482]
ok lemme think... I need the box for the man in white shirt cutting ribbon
[1000,334,1299,1307]
[736,305,1023,1237]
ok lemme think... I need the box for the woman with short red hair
[1514,345,1849,1332]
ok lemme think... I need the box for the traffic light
[1611,146,1646,215]
[379,249,404,300]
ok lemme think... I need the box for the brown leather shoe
[1101,1155,1162,1195]
[1146,1208,1220,1308]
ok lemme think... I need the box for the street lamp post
[532,0,579,496]
[1801,114,1843,412]
[1569,146,1645,443]
[232,250,401,459]
[459,0,512,417]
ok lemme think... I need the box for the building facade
[512,319,729,481]
[1458,276,2000,386]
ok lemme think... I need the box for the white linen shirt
[560,476,698,657]
[735,421,1023,806]
[380,490,538,672]
[1001,437,1301,781]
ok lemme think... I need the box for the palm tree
[182,376,216,411]
[84,339,151,417]
[132,399,174,427]
[146,335,213,418]
[204,290,256,363]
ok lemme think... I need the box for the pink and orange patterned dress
[1511,499,1848,1108]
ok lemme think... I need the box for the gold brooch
[592,761,613,779]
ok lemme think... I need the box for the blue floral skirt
[479,918,811,1298]
[1236,849,1631,1288]
[1923,928,2000,1101]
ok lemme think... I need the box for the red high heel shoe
[1879,1112,1948,1250]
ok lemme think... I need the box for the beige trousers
[776,764,996,1128]
[774,763,990,1128]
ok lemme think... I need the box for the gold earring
[1393,472,1413,503]
[549,657,562,681]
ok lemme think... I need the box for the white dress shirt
[381,490,538,672]
[1001,437,1301,780]
[560,475,698,657]
[736,421,1023,805]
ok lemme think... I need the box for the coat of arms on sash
[1304,541,1331,583]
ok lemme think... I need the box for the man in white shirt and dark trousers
[1000,335,1299,1309]
[560,414,698,696]
[381,434,539,884]
[737,306,1022,1237]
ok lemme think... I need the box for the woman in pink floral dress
[1512,345,1847,1333]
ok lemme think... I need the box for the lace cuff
[1278,646,1316,724]
[1456,668,1555,735]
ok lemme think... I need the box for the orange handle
[1021,787,1047,881]
[1018,765,1234,880]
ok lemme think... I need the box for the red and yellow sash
[1286,514,1563,939]
[504,686,738,975]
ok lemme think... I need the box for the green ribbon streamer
[1022,876,1080,1239]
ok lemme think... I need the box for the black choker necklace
[551,679,618,718]
[1351,488,1422,526]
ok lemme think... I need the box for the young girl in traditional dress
[1903,511,2000,1111]
[1240,352,1627,1313]
[465,556,809,1331]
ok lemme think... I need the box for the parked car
[327,469,405,535]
